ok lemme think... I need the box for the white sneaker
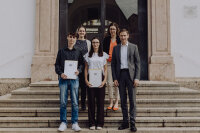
[89,126,95,130]
[72,123,81,132]
[97,126,102,130]
[58,122,67,132]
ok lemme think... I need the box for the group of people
[55,22,141,132]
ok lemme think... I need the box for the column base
[149,63,175,82]
[31,56,58,83]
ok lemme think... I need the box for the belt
[120,68,129,71]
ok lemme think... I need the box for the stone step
[29,81,180,91]
[137,87,200,99]
[0,107,200,117]
[0,99,200,108]
[1,127,200,133]
[137,81,180,90]
[0,117,199,128]
[11,87,199,99]
[11,88,60,99]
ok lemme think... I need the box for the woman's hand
[114,80,119,87]
[99,80,106,88]
[85,80,92,88]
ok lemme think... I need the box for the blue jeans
[59,78,79,124]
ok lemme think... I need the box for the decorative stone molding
[148,0,175,81]
[31,0,59,83]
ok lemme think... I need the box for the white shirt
[120,42,128,69]
[84,52,109,75]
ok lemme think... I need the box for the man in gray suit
[111,28,140,132]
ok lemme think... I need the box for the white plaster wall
[171,0,200,77]
[0,0,35,78]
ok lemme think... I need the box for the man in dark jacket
[55,32,83,132]
[111,29,140,132]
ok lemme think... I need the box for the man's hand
[114,80,119,87]
[61,73,67,79]
[133,79,139,87]
[75,70,79,76]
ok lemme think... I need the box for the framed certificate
[64,60,78,79]
[89,69,102,87]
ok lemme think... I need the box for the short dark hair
[119,28,129,34]
[67,32,77,38]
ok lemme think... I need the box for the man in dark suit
[111,29,140,132]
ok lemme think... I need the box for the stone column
[31,0,59,83]
[148,0,175,81]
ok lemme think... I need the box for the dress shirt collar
[121,42,128,46]
[64,45,76,51]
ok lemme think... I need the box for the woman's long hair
[106,22,120,37]
[89,37,103,57]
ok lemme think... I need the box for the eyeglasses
[110,28,116,30]
[92,41,99,44]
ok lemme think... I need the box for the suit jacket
[111,42,140,81]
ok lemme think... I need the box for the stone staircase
[0,81,200,132]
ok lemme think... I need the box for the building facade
[0,0,200,83]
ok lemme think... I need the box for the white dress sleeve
[103,52,109,65]
[86,40,91,52]
[84,53,89,63]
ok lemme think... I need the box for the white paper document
[64,60,78,79]
[89,69,102,87]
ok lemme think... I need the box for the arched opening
[59,0,148,80]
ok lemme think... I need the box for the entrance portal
[59,0,148,80]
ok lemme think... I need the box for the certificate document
[64,60,78,79]
[89,69,102,87]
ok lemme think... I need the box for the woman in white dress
[84,37,108,130]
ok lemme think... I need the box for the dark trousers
[87,86,105,127]
[79,72,87,107]
[119,69,136,124]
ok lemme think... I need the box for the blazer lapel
[127,43,130,62]
[119,45,121,64]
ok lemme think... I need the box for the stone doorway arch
[31,0,175,83]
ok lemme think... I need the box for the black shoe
[118,123,129,130]
[130,124,137,132]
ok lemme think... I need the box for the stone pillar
[31,0,59,83]
[148,0,175,81]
